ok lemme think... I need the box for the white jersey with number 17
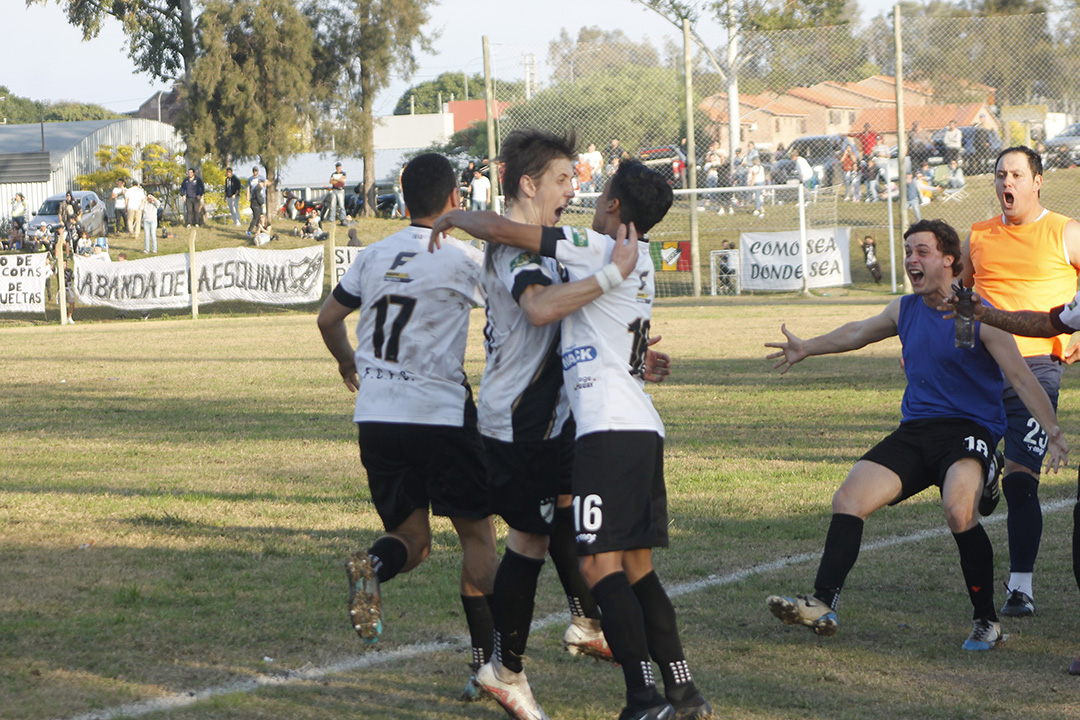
[333,225,485,427]
[539,225,664,438]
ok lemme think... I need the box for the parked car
[929,126,1002,174]
[28,190,109,237]
[784,135,857,186]
[1044,122,1080,167]
[638,145,687,187]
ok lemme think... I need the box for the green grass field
[4,299,1080,720]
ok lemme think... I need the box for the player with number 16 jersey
[539,225,663,439]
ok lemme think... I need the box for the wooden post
[56,235,67,325]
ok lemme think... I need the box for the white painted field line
[59,498,1072,720]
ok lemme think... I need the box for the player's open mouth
[554,204,566,220]
[1002,191,1015,208]
[908,269,923,283]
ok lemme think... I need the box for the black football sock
[492,548,544,673]
[1003,471,1042,573]
[631,571,699,706]
[953,524,997,621]
[550,506,600,619]
[813,513,864,610]
[591,572,664,710]
[367,536,408,584]
[461,593,495,670]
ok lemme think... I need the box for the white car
[28,190,109,237]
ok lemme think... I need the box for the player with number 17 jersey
[334,225,485,427]
[538,225,663,439]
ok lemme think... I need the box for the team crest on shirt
[568,228,589,247]
[510,252,542,272]
[1069,297,1080,312]
[539,498,555,524]
[562,345,597,370]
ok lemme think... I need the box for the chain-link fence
[483,9,1080,297]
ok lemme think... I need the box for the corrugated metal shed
[0,119,183,225]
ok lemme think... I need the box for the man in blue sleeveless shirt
[763,218,1068,651]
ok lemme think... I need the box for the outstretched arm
[938,289,1064,338]
[765,298,901,374]
[430,210,543,252]
[983,326,1068,471]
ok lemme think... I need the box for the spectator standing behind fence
[181,168,205,228]
[793,150,814,190]
[11,193,26,228]
[328,162,348,225]
[943,121,963,165]
[841,145,859,201]
[905,172,922,221]
[59,191,80,229]
[854,123,881,159]
[908,121,933,168]
[143,193,161,253]
[110,180,127,233]
[248,178,266,235]
[224,167,243,225]
[125,182,145,238]
[470,170,490,211]
[748,155,767,218]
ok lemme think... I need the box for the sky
[1,0,897,118]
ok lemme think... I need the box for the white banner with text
[74,246,324,310]
[0,252,48,313]
[332,246,365,286]
[739,227,851,292]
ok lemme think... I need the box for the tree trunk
[361,61,375,218]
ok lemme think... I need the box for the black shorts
[357,422,489,531]
[571,430,668,555]
[860,418,996,505]
[483,429,573,535]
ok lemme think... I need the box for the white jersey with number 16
[540,225,664,438]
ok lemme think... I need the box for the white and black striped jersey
[478,243,571,442]
[539,226,664,438]
[332,225,485,427]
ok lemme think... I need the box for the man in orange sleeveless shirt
[960,146,1080,618]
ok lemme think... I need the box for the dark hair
[995,145,1042,179]
[497,128,577,203]
[606,159,673,234]
[400,153,457,219]
[904,218,962,276]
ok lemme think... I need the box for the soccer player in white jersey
[432,159,711,720]
[316,153,498,689]
[467,128,646,720]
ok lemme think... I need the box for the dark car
[930,126,1002,174]
[344,190,398,218]
[638,145,687,187]
[1044,122,1080,168]
[785,135,857,186]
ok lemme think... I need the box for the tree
[28,0,197,83]
[394,72,481,115]
[306,0,436,216]
[73,143,183,199]
[548,27,660,83]
[501,65,688,154]
[182,0,314,204]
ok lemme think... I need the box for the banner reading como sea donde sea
[739,227,851,292]
[74,246,324,310]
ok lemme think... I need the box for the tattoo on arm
[982,307,1056,338]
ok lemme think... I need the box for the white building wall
[372,113,455,150]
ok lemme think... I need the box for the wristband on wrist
[594,262,624,293]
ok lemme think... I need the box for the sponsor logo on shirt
[1068,297,1079,312]
[576,532,597,545]
[510,252,542,272]
[562,345,597,370]
[385,251,417,283]
[574,376,595,391]
[569,228,589,247]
